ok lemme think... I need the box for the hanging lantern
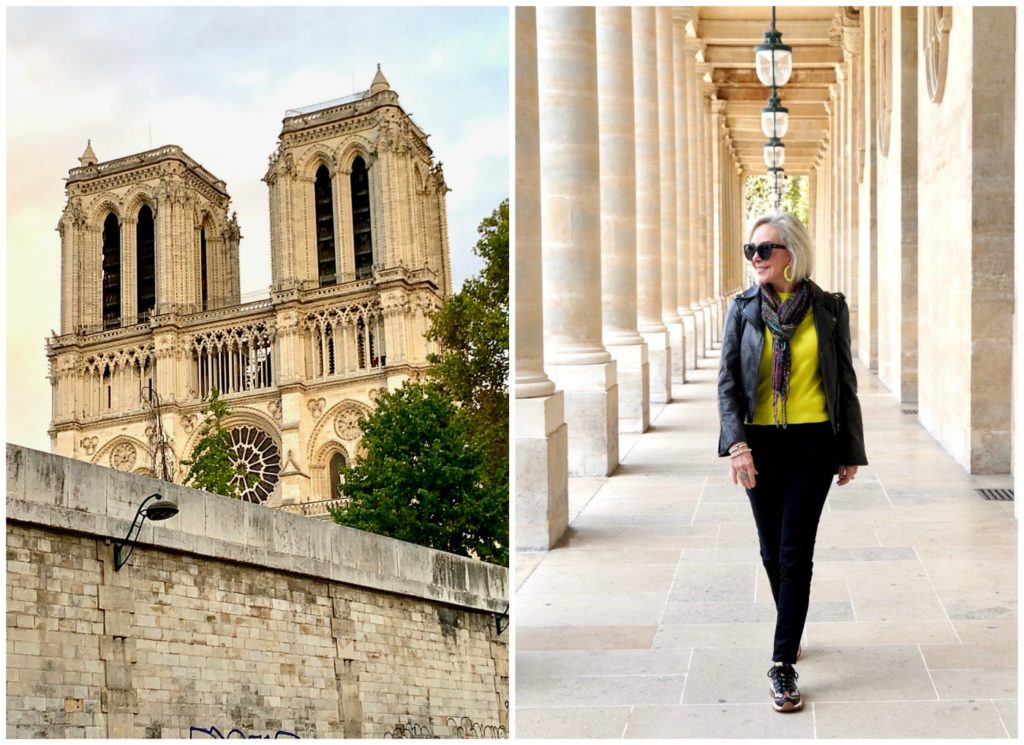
[755,9,793,87]
[763,138,786,168]
[761,91,789,139]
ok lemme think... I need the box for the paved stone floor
[515,345,1017,739]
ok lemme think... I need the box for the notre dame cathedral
[46,67,452,516]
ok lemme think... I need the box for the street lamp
[763,138,786,169]
[761,91,790,139]
[755,7,793,87]
[113,492,179,571]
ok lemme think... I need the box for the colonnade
[516,7,746,549]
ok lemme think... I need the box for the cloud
[6,6,509,451]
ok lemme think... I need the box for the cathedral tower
[47,68,452,513]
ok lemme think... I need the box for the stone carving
[110,443,137,472]
[81,437,99,456]
[924,7,952,103]
[308,398,326,419]
[182,414,199,434]
[268,399,282,422]
[334,406,366,441]
[145,425,157,445]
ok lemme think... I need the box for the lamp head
[142,500,179,521]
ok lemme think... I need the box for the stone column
[656,7,685,384]
[710,98,727,347]
[687,43,707,359]
[631,7,671,405]
[700,82,716,352]
[515,7,568,549]
[538,6,619,477]
[673,11,697,372]
[597,7,650,434]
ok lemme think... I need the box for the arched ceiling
[694,6,842,175]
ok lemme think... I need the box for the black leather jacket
[717,280,868,467]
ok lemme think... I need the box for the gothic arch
[298,146,338,180]
[311,439,353,500]
[337,138,376,173]
[86,196,122,226]
[92,434,152,473]
[123,187,157,220]
[179,404,282,462]
[306,397,372,467]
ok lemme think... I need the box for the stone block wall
[6,445,508,739]
[876,8,918,404]
[916,6,976,470]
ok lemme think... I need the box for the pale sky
[6,6,509,451]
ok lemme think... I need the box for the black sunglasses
[743,242,787,261]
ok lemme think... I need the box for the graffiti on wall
[189,725,299,739]
[382,716,507,739]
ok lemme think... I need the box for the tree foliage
[744,174,809,225]
[426,199,509,478]
[181,388,251,499]
[331,200,510,566]
[330,383,507,565]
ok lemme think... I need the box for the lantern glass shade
[761,109,789,139]
[756,46,793,87]
[763,141,786,168]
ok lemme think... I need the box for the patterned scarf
[759,280,813,427]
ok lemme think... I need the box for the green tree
[181,388,252,499]
[330,383,507,565]
[426,199,509,502]
[744,175,809,224]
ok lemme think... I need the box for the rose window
[228,426,281,504]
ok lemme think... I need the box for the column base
[550,359,619,477]
[641,329,671,404]
[701,302,714,353]
[515,391,569,551]
[608,341,650,434]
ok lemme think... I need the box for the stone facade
[46,68,452,512]
[6,445,508,739]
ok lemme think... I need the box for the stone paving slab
[516,674,686,708]
[513,351,1017,738]
[516,706,630,739]
[812,700,1010,738]
[517,648,692,678]
[625,703,815,738]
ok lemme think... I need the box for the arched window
[136,205,155,321]
[314,165,337,286]
[102,213,121,330]
[350,157,374,279]
[200,226,209,311]
[329,451,347,499]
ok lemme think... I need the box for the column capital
[683,35,702,54]
[711,98,727,116]
[672,7,693,24]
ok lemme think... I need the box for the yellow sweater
[752,292,830,425]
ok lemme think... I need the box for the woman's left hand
[836,465,858,486]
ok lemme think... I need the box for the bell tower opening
[314,164,337,286]
[136,205,155,321]
[351,156,373,280]
[101,213,121,330]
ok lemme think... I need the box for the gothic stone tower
[47,67,452,514]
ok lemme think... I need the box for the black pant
[744,421,836,664]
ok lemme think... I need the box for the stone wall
[875,8,918,403]
[6,445,508,739]
[916,7,1014,473]
[916,6,976,470]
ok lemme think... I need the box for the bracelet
[729,442,752,458]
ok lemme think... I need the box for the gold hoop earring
[783,264,794,283]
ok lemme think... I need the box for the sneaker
[767,663,802,712]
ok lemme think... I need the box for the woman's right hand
[730,451,757,489]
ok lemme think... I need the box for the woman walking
[717,213,867,712]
